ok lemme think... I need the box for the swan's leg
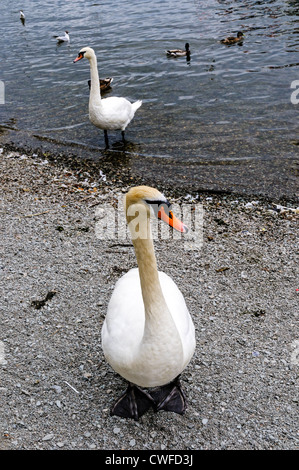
[150,376,187,415]
[104,130,109,148]
[110,383,155,421]
[121,130,126,143]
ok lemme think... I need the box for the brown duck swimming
[221,31,244,45]
[88,77,113,94]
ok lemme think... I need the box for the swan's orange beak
[73,53,84,63]
[158,206,188,233]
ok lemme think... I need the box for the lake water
[0,0,298,199]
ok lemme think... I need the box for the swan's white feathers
[125,186,167,208]
[89,97,142,131]
[102,268,195,387]
[157,271,195,364]
[102,268,144,364]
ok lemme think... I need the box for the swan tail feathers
[132,100,142,112]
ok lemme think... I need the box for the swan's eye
[144,200,171,218]
[144,199,187,233]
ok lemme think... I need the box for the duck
[19,10,25,25]
[220,31,244,45]
[87,77,113,94]
[53,31,70,43]
[74,47,142,147]
[166,42,190,58]
[101,186,196,420]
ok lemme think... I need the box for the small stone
[113,427,121,434]
[83,372,92,379]
[129,439,136,446]
[42,433,54,441]
[202,418,208,425]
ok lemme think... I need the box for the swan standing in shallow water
[101,186,196,420]
[74,47,142,147]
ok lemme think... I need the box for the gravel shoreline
[0,147,298,450]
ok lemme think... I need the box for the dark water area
[0,0,298,200]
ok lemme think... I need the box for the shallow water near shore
[0,0,298,199]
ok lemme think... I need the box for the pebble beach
[0,146,298,450]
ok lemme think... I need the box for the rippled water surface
[0,0,298,198]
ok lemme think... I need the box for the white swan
[101,186,196,420]
[53,31,70,43]
[73,47,142,147]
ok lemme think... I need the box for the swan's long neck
[133,230,165,318]
[88,53,101,105]
[122,198,185,386]
[127,205,182,345]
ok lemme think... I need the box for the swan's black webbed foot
[110,383,155,421]
[150,376,187,415]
